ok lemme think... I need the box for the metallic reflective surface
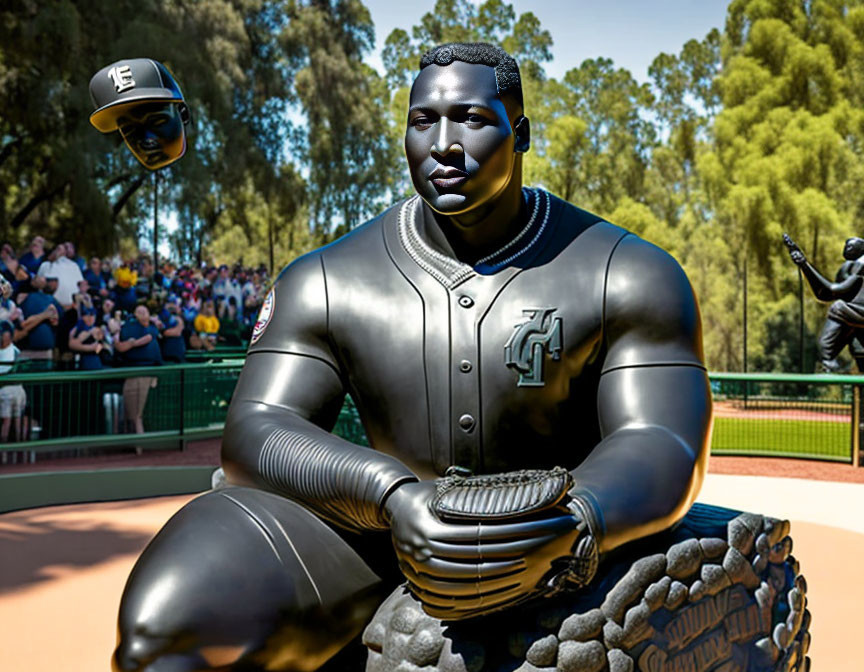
[89,58,190,170]
[785,232,864,369]
[114,52,711,671]
[117,102,187,170]
[114,193,711,669]
[405,62,525,218]
[113,488,385,671]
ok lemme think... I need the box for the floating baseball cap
[89,58,185,133]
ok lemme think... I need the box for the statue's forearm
[800,262,861,301]
[222,400,418,532]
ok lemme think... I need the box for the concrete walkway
[1,475,862,671]
[699,472,864,534]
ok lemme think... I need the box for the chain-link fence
[2,365,863,467]
[711,372,862,463]
[0,361,244,463]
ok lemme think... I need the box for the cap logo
[108,65,136,93]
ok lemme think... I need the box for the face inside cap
[89,59,189,170]
[116,102,187,169]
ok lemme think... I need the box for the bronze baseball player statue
[785,233,864,371]
[113,43,712,671]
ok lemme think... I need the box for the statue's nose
[139,134,161,151]
[431,119,463,157]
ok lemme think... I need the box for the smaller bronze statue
[784,233,864,371]
[88,58,190,170]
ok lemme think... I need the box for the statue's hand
[384,480,596,620]
[784,233,806,266]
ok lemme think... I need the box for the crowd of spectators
[0,235,271,444]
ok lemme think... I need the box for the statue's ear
[514,115,530,153]
[178,102,191,125]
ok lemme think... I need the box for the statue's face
[844,237,864,260]
[405,61,520,216]
[117,102,186,170]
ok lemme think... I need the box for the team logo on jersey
[504,308,563,387]
[251,288,275,345]
[107,65,136,93]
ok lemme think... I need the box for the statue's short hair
[419,42,523,109]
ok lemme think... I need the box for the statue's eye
[410,115,433,129]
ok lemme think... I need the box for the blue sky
[364,0,731,82]
[162,2,734,257]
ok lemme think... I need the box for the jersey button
[458,295,474,308]
[459,359,473,373]
[458,414,475,431]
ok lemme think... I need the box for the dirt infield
[713,400,850,422]
[2,438,864,670]
[709,454,864,482]
[2,480,863,671]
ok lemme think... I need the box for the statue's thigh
[114,486,385,672]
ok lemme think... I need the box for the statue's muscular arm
[784,233,863,301]
[221,252,418,532]
[570,234,713,553]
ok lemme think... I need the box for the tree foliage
[0,0,293,256]
[0,0,394,270]
[8,0,864,371]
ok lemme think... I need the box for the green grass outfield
[711,416,851,462]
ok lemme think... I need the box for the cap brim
[89,90,183,133]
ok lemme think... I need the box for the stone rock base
[363,503,810,672]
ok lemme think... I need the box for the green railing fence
[0,360,243,459]
[710,371,862,463]
[1,363,862,465]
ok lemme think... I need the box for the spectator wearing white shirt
[64,241,87,272]
[36,243,84,308]
[0,320,25,442]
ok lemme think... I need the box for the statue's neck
[422,179,527,266]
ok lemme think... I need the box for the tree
[0,0,305,262]
[694,0,864,370]
[281,0,398,239]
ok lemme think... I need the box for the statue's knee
[113,632,206,672]
[114,487,384,671]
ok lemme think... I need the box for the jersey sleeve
[602,234,705,372]
[567,233,711,552]
[222,251,417,531]
[246,252,339,371]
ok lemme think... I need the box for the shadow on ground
[0,513,152,593]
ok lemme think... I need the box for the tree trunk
[0,137,23,168]
[268,212,275,275]
[111,175,147,221]
[9,180,69,229]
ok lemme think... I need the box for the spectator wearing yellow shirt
[191,300,219,351]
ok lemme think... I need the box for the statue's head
[89,59,190,170]
[844,237,864,260]
[405,43,530,217]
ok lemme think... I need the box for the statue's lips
[429,167,469,189]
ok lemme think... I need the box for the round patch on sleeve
[250,287,275,345]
